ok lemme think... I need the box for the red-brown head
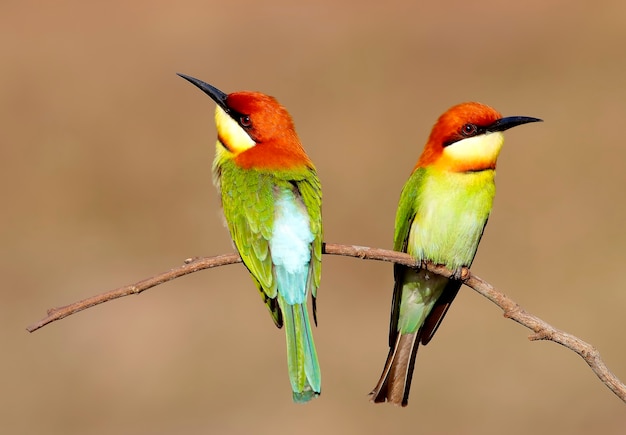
[178,73,313,171]
[416,102,541,172]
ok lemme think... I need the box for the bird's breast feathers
[407,169,495,269]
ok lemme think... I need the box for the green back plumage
[214,157,322,326]
[215,156,323,401]
[178,75,326,402]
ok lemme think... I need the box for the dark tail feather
[370,332,420,406]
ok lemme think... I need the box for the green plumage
[390,165,495,342]
[369,102,540,406]
[277,294,320,403]
[371,164,497,406]
[214,156,322,401]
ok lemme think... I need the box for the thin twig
[25,243,626,403]
[25,253,241,333]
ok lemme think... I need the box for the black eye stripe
[443,123,488,147]
[228,109,252,129]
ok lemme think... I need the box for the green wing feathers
[393,168,425,253]
[219,161,322,313]
[389,168,424,345]
[220,163,281,325]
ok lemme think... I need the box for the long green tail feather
[277,294,321,403]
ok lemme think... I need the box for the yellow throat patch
[214,106,256,155]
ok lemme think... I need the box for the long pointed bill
[487,116,543,132]
[177,73,230,113]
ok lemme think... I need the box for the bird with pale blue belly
[179,73,322,403]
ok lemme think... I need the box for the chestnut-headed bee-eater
[370,102,542,406]
[178,73,322,403]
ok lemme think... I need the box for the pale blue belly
[269,189,314,305]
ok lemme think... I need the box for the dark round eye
[461,123,477,137]
[240,115,252,127]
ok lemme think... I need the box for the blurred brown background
[2,0,625,433]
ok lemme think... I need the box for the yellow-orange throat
[434,131,504,172]
[215,106,255,156]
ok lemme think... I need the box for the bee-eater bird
[178,73,322,403]
[370,102,541,407]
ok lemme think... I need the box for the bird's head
[417,102,542,172]
[178,73,312,170]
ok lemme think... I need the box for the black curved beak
[177,73,230,113]
[487,116,543,133]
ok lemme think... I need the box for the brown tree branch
[26,243,626,403]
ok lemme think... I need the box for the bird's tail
[369,332,420,406]
[278,295,321,403]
